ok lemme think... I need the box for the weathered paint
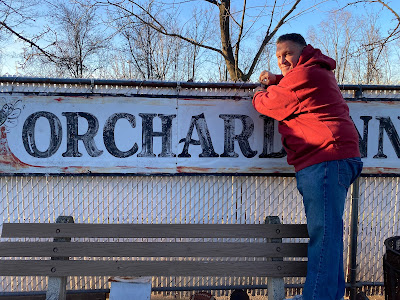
[1,93,400,175]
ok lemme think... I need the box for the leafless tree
[358,12,390,84]
[0,0,63,70]
[88,0,325,82]
[109,1,180,80]
[307,10,360,84]
[3,0,397,82]
[24,1,109,78]
[344,0,400,57]
[108,1,217,81]
[182,6,216,81]
[308,7,391,84]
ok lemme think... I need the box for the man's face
[276,41,304,76]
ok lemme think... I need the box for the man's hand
[259,70,277,86]
[254,85,266,93]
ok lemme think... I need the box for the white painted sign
[0,94,398,175]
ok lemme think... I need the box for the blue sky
[283,0,400,39]
[1,0,400,78]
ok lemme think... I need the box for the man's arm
[252,78,300,121]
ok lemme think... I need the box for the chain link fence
[1,175,398,297]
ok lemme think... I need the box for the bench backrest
[0,223,308,278]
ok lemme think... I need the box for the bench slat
[0,260,307,277]
[0,242,308,258]
[1,223,309,238]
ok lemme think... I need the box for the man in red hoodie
[253,33,363,300]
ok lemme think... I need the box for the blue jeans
[295,158,363,300]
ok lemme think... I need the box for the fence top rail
[1,223,309,239]
[1,76,400,92]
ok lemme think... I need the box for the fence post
[46,216,74,300]
[265,216,285,300]
[348,177,360,300]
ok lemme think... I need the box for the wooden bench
[0,216,308,300]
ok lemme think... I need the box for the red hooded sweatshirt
[253,45,360,172]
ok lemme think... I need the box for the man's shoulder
[282,64,334,85]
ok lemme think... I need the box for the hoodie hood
[297,44,336,71]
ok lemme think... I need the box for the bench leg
[46,216,73,300]
[266,216,286,300]
[46,276,67,300]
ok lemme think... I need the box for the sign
[0,93,399,175]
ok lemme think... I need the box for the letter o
[22,111,62,158]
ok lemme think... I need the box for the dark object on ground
[356,291,369,300]
[383,236,400,300]
[230,289,250,300]
[190,291,215,300]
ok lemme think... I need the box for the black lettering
[178,113,218,158]
[356,116,372,158]
[137,113,176,157]
[258,115,286,158]
[374,117,400,158]
[219,114,257,158]
[103,113,138,158]
[62,112,103,157]
[22,111,62,158]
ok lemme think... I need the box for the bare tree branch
[93,0,318,81]
[234,0,246,78]
[203,0,219,5]
[245,0,302,81]
[344,0,400,44]
[0,20,57,63]
[0,0,27,19]
[343,0,400,75]
[103,0,225,58]
[125,0,169,33]
[266,0,277,37]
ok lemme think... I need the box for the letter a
[179,113,218,158]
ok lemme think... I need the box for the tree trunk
[218,0,244,81]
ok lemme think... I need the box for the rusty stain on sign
[0,127,32,170]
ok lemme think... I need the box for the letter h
[138,113,176,157]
